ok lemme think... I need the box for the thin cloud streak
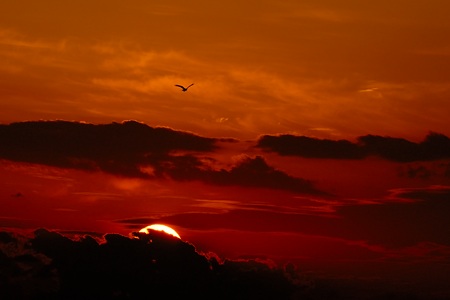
[118,186,450,248]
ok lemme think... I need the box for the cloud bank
[257,132,450,162]
[2,228,445,300]
[0,120,322,194]
[0,229,301,299]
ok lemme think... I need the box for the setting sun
[139,224,181,239]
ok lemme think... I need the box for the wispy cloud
[119,186,450,249]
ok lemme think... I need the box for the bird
[175,83,194,92]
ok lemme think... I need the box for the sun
[139,224,181,239]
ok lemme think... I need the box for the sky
[1,1,450,299]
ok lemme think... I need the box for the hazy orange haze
[1,0,450,140]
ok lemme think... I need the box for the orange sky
[1,0,450,141]
[1,1,450,298]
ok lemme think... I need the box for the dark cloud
[0,231,16,244]
[216,155,315,193]
[0,120,219,176]
[1,229,446,299]
[0,231,59,299]
[257,132,450,162]
[1,229,301,299]
[398,161,450,179]
[257,134,364,159]
[151,154,324,194]
[0,121,325,194]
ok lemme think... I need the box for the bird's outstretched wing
[175,83,194,91]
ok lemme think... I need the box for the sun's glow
[139,224,181,239]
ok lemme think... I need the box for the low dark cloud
[1,229,446,299]
[151,154,324,194]
[257,132,450,162]
[0,229,301,299]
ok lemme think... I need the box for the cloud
[0,229,302,299]
[0,120,323,194]
[152,155,323,194]
[257,134,364,159]
[398,162,450,179]
[358,133,450,161]
[4,228,445,300]
[0,230,59,298]
[0,120,217,175]
[257,132,450,162]
[3,226,448,299]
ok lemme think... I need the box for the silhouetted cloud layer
[1,229,446,300]
[1,229,299,299]
[257,132,450,162]
[0,121,323,194]
[154,155,322,194]
[0,120,217,175]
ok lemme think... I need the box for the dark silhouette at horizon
[1,229,446,299]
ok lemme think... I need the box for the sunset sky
[1,1,450,298]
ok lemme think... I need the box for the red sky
[1,1,450,298]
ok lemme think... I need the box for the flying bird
[175,83,194,92]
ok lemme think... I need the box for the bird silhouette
[175,83,194,92]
